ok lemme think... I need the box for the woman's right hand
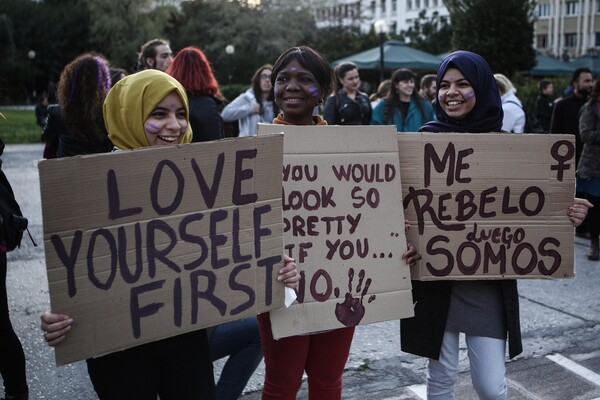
[40,311,73,347]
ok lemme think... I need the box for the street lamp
[225,44,235,84]
[374,19,389,83]
[28,50,36,103]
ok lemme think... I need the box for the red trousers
[257,313,355,400]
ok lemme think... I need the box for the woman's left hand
[402,242,421,267]
[278,254,300,289]
[568,197,593,227]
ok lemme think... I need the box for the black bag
[0,138,33,252]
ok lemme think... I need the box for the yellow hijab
[103,69,193,149]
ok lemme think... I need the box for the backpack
[505,100,544,133]
[0,138,35,252]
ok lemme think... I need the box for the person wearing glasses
[221,65,278,137]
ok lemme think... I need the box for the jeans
[0,253,28,398]
[427,330,507,400]
[210,318,263,400]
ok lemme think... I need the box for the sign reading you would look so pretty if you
[398,132,576,281]
[39,135,285,365]
[258,124,414,340]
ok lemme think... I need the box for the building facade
[312,0,600,59]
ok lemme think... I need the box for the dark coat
[41,105,112,158]
[188,94,224,143]
[400,280,522,360]
[323,90,372,125]
[577,102,600,178]
[550,94,587,165]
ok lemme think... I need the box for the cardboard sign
[258,124,414,339]
[398,132,576,280]
[39,135,285,365]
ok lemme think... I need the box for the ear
[146,57,155,68]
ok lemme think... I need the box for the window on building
[597,0,600,12]
[433,0,438,6]
[537,3,551,17]
[424,0,429,7]
[371,0,376,14]
[537,34,548,48]
[596,32,600,45]
[565,33,578,47]
[392,0,397,12]
[416,0,421,8]
[407,0,412,10]
[566,1,579,15]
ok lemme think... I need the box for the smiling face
[274,59,323,125]
[438,68,476,120]
[397,77,415,101]
[144,91,188,146]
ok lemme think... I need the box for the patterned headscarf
[420,50,503,133]
[103,69,192,149]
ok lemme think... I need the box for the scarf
[103,70,192,149]
[273,113,327,126]
[420,51,503,133]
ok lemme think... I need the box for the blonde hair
[493,73,517,96]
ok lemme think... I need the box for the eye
[176,110,187,119]
[275,75,288,83]
[151,110,167,118]
[439,82,449,90]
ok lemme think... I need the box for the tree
[444,0,536,76]
[396,10,452,56]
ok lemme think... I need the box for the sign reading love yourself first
[40,135,284,365]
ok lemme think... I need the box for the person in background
[533,79,554,133]
[577,78,600,261]
[371,68,435,132]
[418,73,437,103]
[258,45,421,400]
[0,138,29,400]
[401,50,593,400]
[34,92,49,128]
[167,46,225,142]
[109,67,127,87]
[551,67,593,166]
[167,46,265,400]
[323,61,371,125]
[221,64,277,137]
[494,73,526,133]
[41,53,113,159]
[134,38,174,72]
[40,69,300,400]
[369,79,391,109]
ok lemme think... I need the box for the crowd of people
[0,38,594,400]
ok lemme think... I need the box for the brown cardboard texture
[39,135,285,365]
[398,132,576,280]
[258,124,414,339]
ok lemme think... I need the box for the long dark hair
[56,52,111,139]
[383,68,427,124]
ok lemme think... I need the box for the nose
[165,114,183,131]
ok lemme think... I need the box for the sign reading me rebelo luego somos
[39,135,285,365]
[258,124,414,339]
[398,133,576,280]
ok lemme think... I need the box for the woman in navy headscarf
[401,51,592,400]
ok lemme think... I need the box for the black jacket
[323,90,372,125]
[188,94,225,143]
[400,280,522,360]
[550,94,587,165]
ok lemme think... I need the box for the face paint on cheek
[145,122,161,135]
[464,91,475,100]
[308,86,320,97]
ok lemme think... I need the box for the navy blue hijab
[420,50,503,133]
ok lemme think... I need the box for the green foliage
[220,84,248,103]
[445,0,536,76]
[396,10,453,55]
[0,109,41,144]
